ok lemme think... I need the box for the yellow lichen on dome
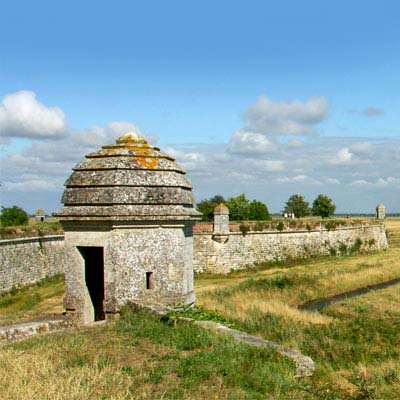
[97,132,167,169]
[116,132,147,145]
[102,132,153,153]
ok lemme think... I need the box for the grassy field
[0,218,63,239]
[0,218,400,399]
[0,275,65,326]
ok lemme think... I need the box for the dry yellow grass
[195,218,400,326]
[200,292,333,324]
[325,277,400,319]
[0,349,134,400]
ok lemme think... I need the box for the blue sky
[1,0,399,214]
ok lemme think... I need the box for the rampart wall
[0,224,389,293]
[0,235,65,293]
[193,224,388,274]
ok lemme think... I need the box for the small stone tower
[212,203,230,243]
[35,209,45,222]
[376,203,386,220]
[55,132,201,323]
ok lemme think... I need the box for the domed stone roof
[55,132,201,222]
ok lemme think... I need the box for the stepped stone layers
[55,132,201,324]
[56,132,198,221]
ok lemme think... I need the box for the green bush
[253,221,266,231]
[239,223,250,236]
[0,206,29,227]
[350,238,363,254]
[339,242,348,255]
[325,221,337,231]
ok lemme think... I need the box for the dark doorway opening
[78,246,105,321]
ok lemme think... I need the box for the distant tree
[0,206,29,227]
[283,194,310,218]
[248,200,270,221]
[196,195,226,221]
[210,195,225,204]
[312,195,336,218]
[227,193,250,221]
[197,193,271,222]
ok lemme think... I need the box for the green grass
[0,275,65,325]
[0,219,63,239]
[1,310,299,400]
[192,219,400,398]
[1,218,400,399]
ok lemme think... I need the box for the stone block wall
[193,224,388,274]
[0,223,389,294]
[0,235,64,294]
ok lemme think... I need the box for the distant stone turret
[35,209,45,222]
[212,203,229,243]
[376,203,386,220]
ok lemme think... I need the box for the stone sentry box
[54,133,201,324]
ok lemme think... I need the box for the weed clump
[350,238,363,254]
[239,223,250,236]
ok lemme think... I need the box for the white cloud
[325,178,340,185]
[331,147,353,165]
[253,159,285,172]
[227,130,275,155]
[0,91,67,139]
[349,141,374,156]
[274,175,321,185]
[349,179,370,186]
[1,120,151,199]
[1,90,399,214]
[349,177,400,187]
[244,94,329,136]
[163,146,206,172]
[2,179,62,192]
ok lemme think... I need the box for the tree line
[1,193,336,227]
[196,193,336,221]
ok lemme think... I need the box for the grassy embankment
[193,217,400,398]
[0,218,399,398]
[0,275,65,326]
[0,217,63,240]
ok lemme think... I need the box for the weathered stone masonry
[0,223,389,293]
[0,235,64,293]
[193,224,388,274]
[54,132,201,323]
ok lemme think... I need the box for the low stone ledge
[194,320,315,378]
[0,316,73,342]
[135,303,315,377]
[0,235,64,246]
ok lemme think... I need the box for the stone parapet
[193,224,388,274]
[0,235,65,293]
